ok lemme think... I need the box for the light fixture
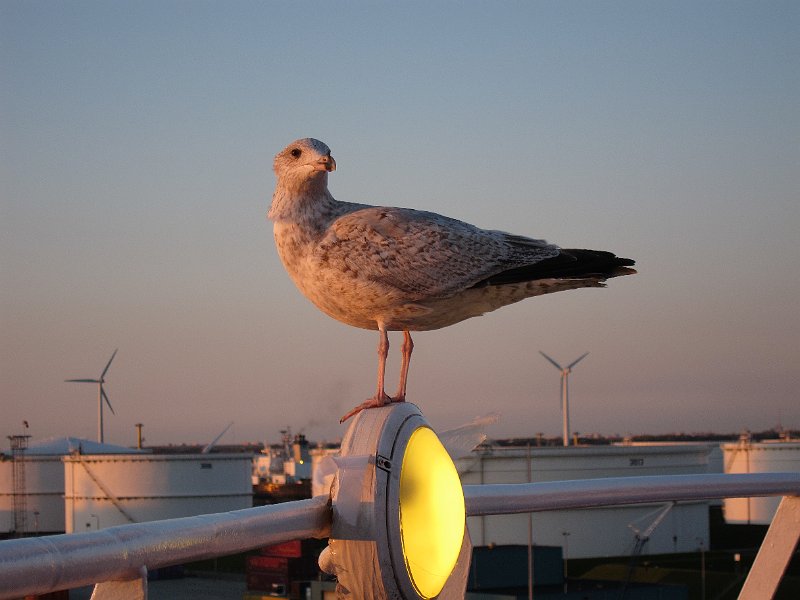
[399,426,465,597]
[324,403,469,598]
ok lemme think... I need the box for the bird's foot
[339,392,405,423]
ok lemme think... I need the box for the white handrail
[0,496,331,600]
[464,472,800,515]
[0,473,798,600]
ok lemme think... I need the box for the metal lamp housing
[333,403,467,599]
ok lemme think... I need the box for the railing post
[90,566,147,600]
[738,495,800,600]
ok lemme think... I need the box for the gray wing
[315,206,559,300]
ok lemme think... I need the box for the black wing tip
[610,256,636,277]
[617,256,636,268]
[474,249,637,288]
[562,249,636,276]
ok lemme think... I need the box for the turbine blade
[65,379,100,383]
[101,348,118,378]
[202,421,234,454]
[102,387,115,415]
[567,352,590,370]
[539,351,563,370]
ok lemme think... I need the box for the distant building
[722,436,800,524]
[457,443,712,559]
[64,452,252,532]
[0,437,141,536]
[252,431,321,505]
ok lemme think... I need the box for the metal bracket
[90,566,147,600]
[739,495,800,600]
[376,454,392,472]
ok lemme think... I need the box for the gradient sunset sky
[2,1,798,446]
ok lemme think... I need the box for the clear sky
[2,1,798,447]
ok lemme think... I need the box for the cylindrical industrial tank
[455,443,712,558]
[0,455,65,534]
[1,437,141,535]
[64,453,252,533]
[722,440,800,524]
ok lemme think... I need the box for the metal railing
[0,472,798,600]
[0,496,331,599]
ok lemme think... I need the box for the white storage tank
[1,437,140,535]
[1,454,64,534]
[722,439,800,525]
[456,443,712,559]
[64,453,252,533]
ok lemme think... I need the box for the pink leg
[340,326,392,423]
[393,330,414,401]
[374,326,390,402]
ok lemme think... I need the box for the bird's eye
[290,148,302,158]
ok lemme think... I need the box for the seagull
[268,138,636,422]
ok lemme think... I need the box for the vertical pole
[562,531,570,593]
[479,451,485,545]
[527,442,533,600]
[562,372,569,447]
[700,540,705,600]
[98,385,104,443]
[745,441,751,524]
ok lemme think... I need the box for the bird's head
[273,138,336,193]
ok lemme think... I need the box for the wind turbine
[539,351,589,447]
[66,349,118,443]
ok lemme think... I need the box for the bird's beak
[315,154,336,173]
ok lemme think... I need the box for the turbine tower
[539,351,589,447]
[66,349,118,443]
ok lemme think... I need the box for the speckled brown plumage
[268,138,635,421]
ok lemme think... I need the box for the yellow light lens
[399,426,465,598]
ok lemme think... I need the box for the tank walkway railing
[0,472,798,600]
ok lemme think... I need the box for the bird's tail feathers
[473,249,636,288]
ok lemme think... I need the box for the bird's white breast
[273,221,393,330]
